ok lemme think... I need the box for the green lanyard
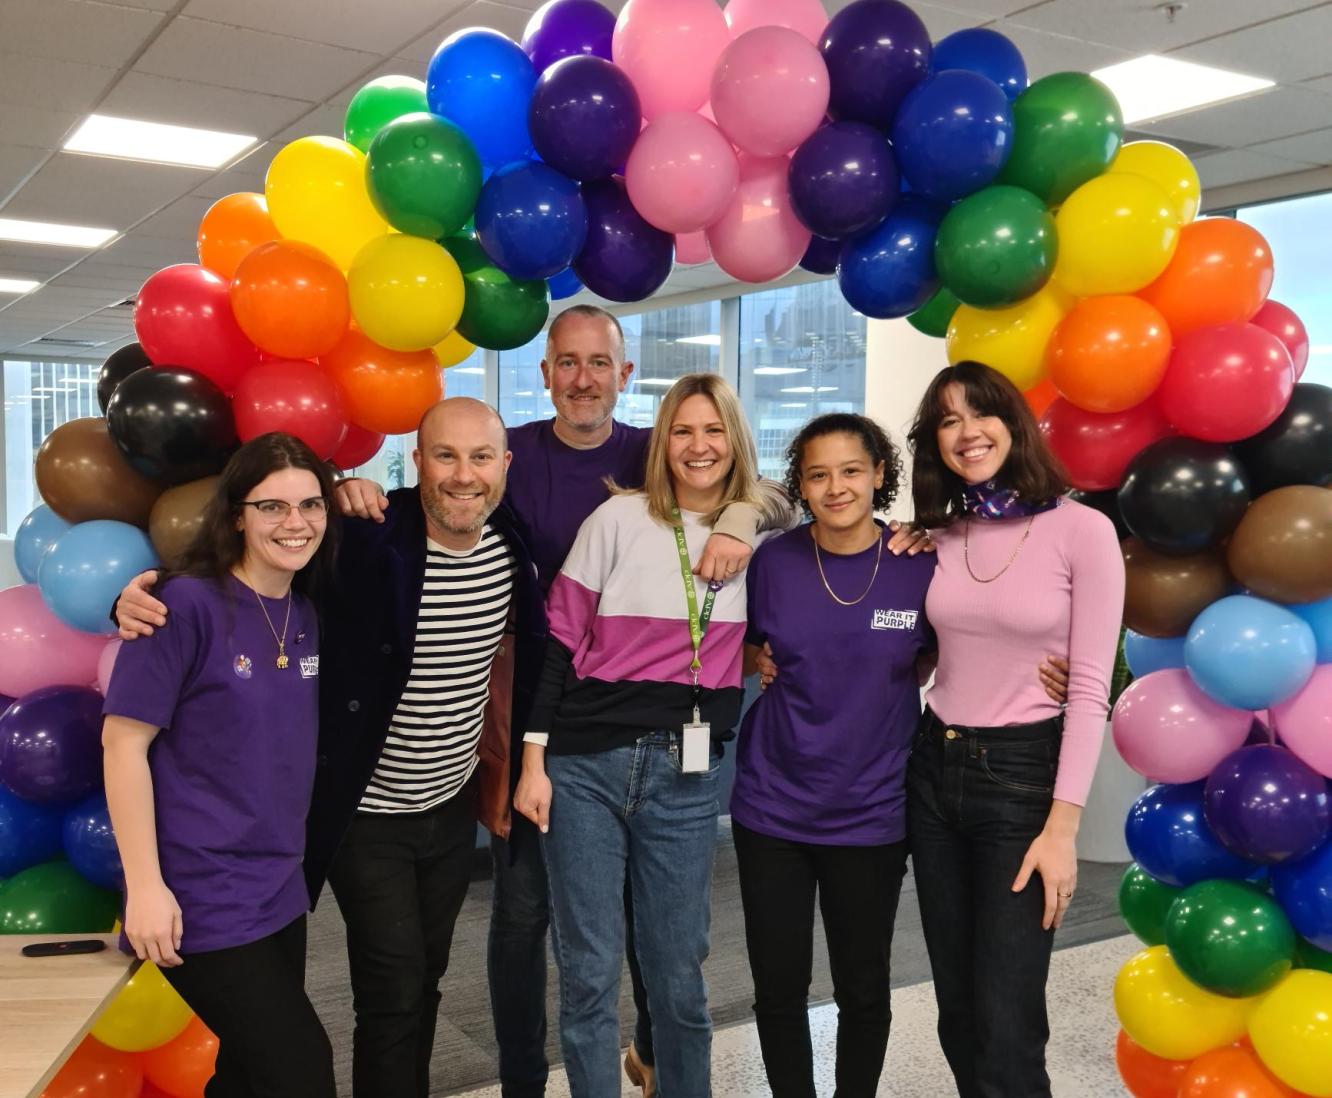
[670,504,717,679]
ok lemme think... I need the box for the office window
[442,347,485,402]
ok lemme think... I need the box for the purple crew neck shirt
[103,574,319,954]
[732,525,936,846]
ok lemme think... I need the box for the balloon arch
[2,0,1330,1093]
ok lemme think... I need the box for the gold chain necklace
[812,526,883,606]
[963,515,1036,583]
[238,567,293,669]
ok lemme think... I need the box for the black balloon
[1118,437,1251,555]
[1234,382,1332,495]
[105,367,237,485]
[1068,488,1129,541]
[95,343,151,414]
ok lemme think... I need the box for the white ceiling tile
[0,0,166,68]
[1247,127,1332,165]
[906,0,1041,15]
[135,196,214,238]
[181,0,469,55]
[268,105,348,148]
[912,3,986,39]
[1171,5,1332,83]
[1136,85,1332,147]
[97,0,179,10]
[0,106,82,151]
[102,71,312,136]
[397,1,532,62]
[0,146,47,199]
[0,51,117,115]
[4,152,200,228]
[990,21,1135,79]
[1194,148,1317,189]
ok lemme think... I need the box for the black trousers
[161,915,335,1098]
[733,820,909,1098]
[327,785,477,1098]
[907,707,1062,1098]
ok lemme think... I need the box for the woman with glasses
[102,432,340,1097]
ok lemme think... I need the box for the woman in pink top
[904,361,1124,1098]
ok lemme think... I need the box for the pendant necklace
[238,567,292,669]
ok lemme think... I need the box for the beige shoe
[624,1043,656,1098]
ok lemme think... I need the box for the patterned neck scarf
[962,479,1061,520]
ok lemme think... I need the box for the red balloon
[1115,1030,1190,1098]
[40,1035,142,1098]
[1158,323,1295,443]
[231,359,349,460]
[331,423,386,470]
[1251,299,1309,381]
[1041,395,1174,491]
[1024,377,1058,418]
[134,264,262,392]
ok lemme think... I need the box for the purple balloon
[522,0,615,73]
[789,121,900,240]
[0,686,103,806]
[820,0,932,128]
[529,55,641,182]
[799,235,843,275]
[572,178,674,302]
[1205,745,1331,864]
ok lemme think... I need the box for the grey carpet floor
[305,820,1129,1097]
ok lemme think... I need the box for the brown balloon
[1123,538,1233,638]
[34,417,163,527]
[1228,485,1332,604]
[149,476,221,569]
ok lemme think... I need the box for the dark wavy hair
[172,432,341,602]
[783,413,903,518]
[907,361,1067,529]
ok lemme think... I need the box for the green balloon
[998,72,1123,206]
[344,75,429,154]
[1119,862,1181,946]
[935,185,1056,308]
[444,234,550,352]
[907,286,961,338]
[0,861,119,935]
[1165,878,1295,998]
[1296,936,1332,974]
[366,112,482,240]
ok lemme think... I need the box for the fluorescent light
[634,378,676,387]
[1091,55,1274,125]
[65,114,257,169]
[780,402,808,408]
[452,366,485,374]
[675,334,721,346]
[512,390,535,397]
[752,366,805,376]
[0,277,39,294]
[0,217,117,248]
[781,385,838,394]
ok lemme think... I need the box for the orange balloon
[1179,1045,1302,1098]
[40,1035,142,1098]
[230,240,350,360]
[197,193,279,280]
[1047,295,1172,413]
[141,1015,219,1098]
[1116,1030,1191,1098]
[322,328,443,435]
[1023,377,1058,418]
[1139,219,1274,339]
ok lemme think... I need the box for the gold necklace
[963,515,1036,583]
[238,567,292,668]
[812,526,883,606]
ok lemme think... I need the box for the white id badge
[681,722,711,773]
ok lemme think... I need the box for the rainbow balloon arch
[1,0,1330,1093]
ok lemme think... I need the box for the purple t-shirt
[732,525,936,846]
[103,574,319,954]
[505,418,650,592]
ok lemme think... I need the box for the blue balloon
[836,197,942,319]
[1125,782,1253,888]
[931,28,1028,101]
[891,69,1013,202]
[0,786,64,878]
[37,520,159,635]
[62,792,122,891]
[476,160,588,281]
[1185,595,1317,710]
[427,28,537,169]
[1124,630,1187,678]
[1292,596,1332,664]
[14,505,73,585]
[1272,837,1332,951]
[547,266,584,300]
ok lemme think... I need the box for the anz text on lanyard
[672,503,718,773]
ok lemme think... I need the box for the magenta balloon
[612,0,730,120]
[711,26,830,157]
[1251,299,1310,380]
[1112,668,1254,783]
[0,586,109,698]
[1272,665,1332,778]
[724,0,827,44]
[625,112,739,234]
[706,152,812,283]
[676,230,711,266]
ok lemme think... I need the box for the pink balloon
[710,26,829,157]
[1112,668,1254,783]
[724,0,827,44]
[706,152,811,283]
[676,230,712,265]
[0,585,110,698]
[1272,665,1332,778]
[625,112,739,233]
[96,639,121,695]
[613,0,730,120]
[1250,299,1309,380]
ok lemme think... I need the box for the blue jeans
[542,731,720,1098]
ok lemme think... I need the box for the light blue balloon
[1292,596,1332,664]
[1124,630,1187,678]
[37,520,159,635]
[1185,595,1317,711]
[14,505,73,584]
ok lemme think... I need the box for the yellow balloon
[945,285,1071,392]
[91,961,193,1053]
[1249,969,1332,1097]
[433,327,477,368]
[1053,173,1180,297]
[265,136,388,271]
[348,234,465,352]
[1113,140,1202,226]
[1113,945,1254,1061]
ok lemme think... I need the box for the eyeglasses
[241,497,329,523]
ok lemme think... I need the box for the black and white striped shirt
[358,525,516,814]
